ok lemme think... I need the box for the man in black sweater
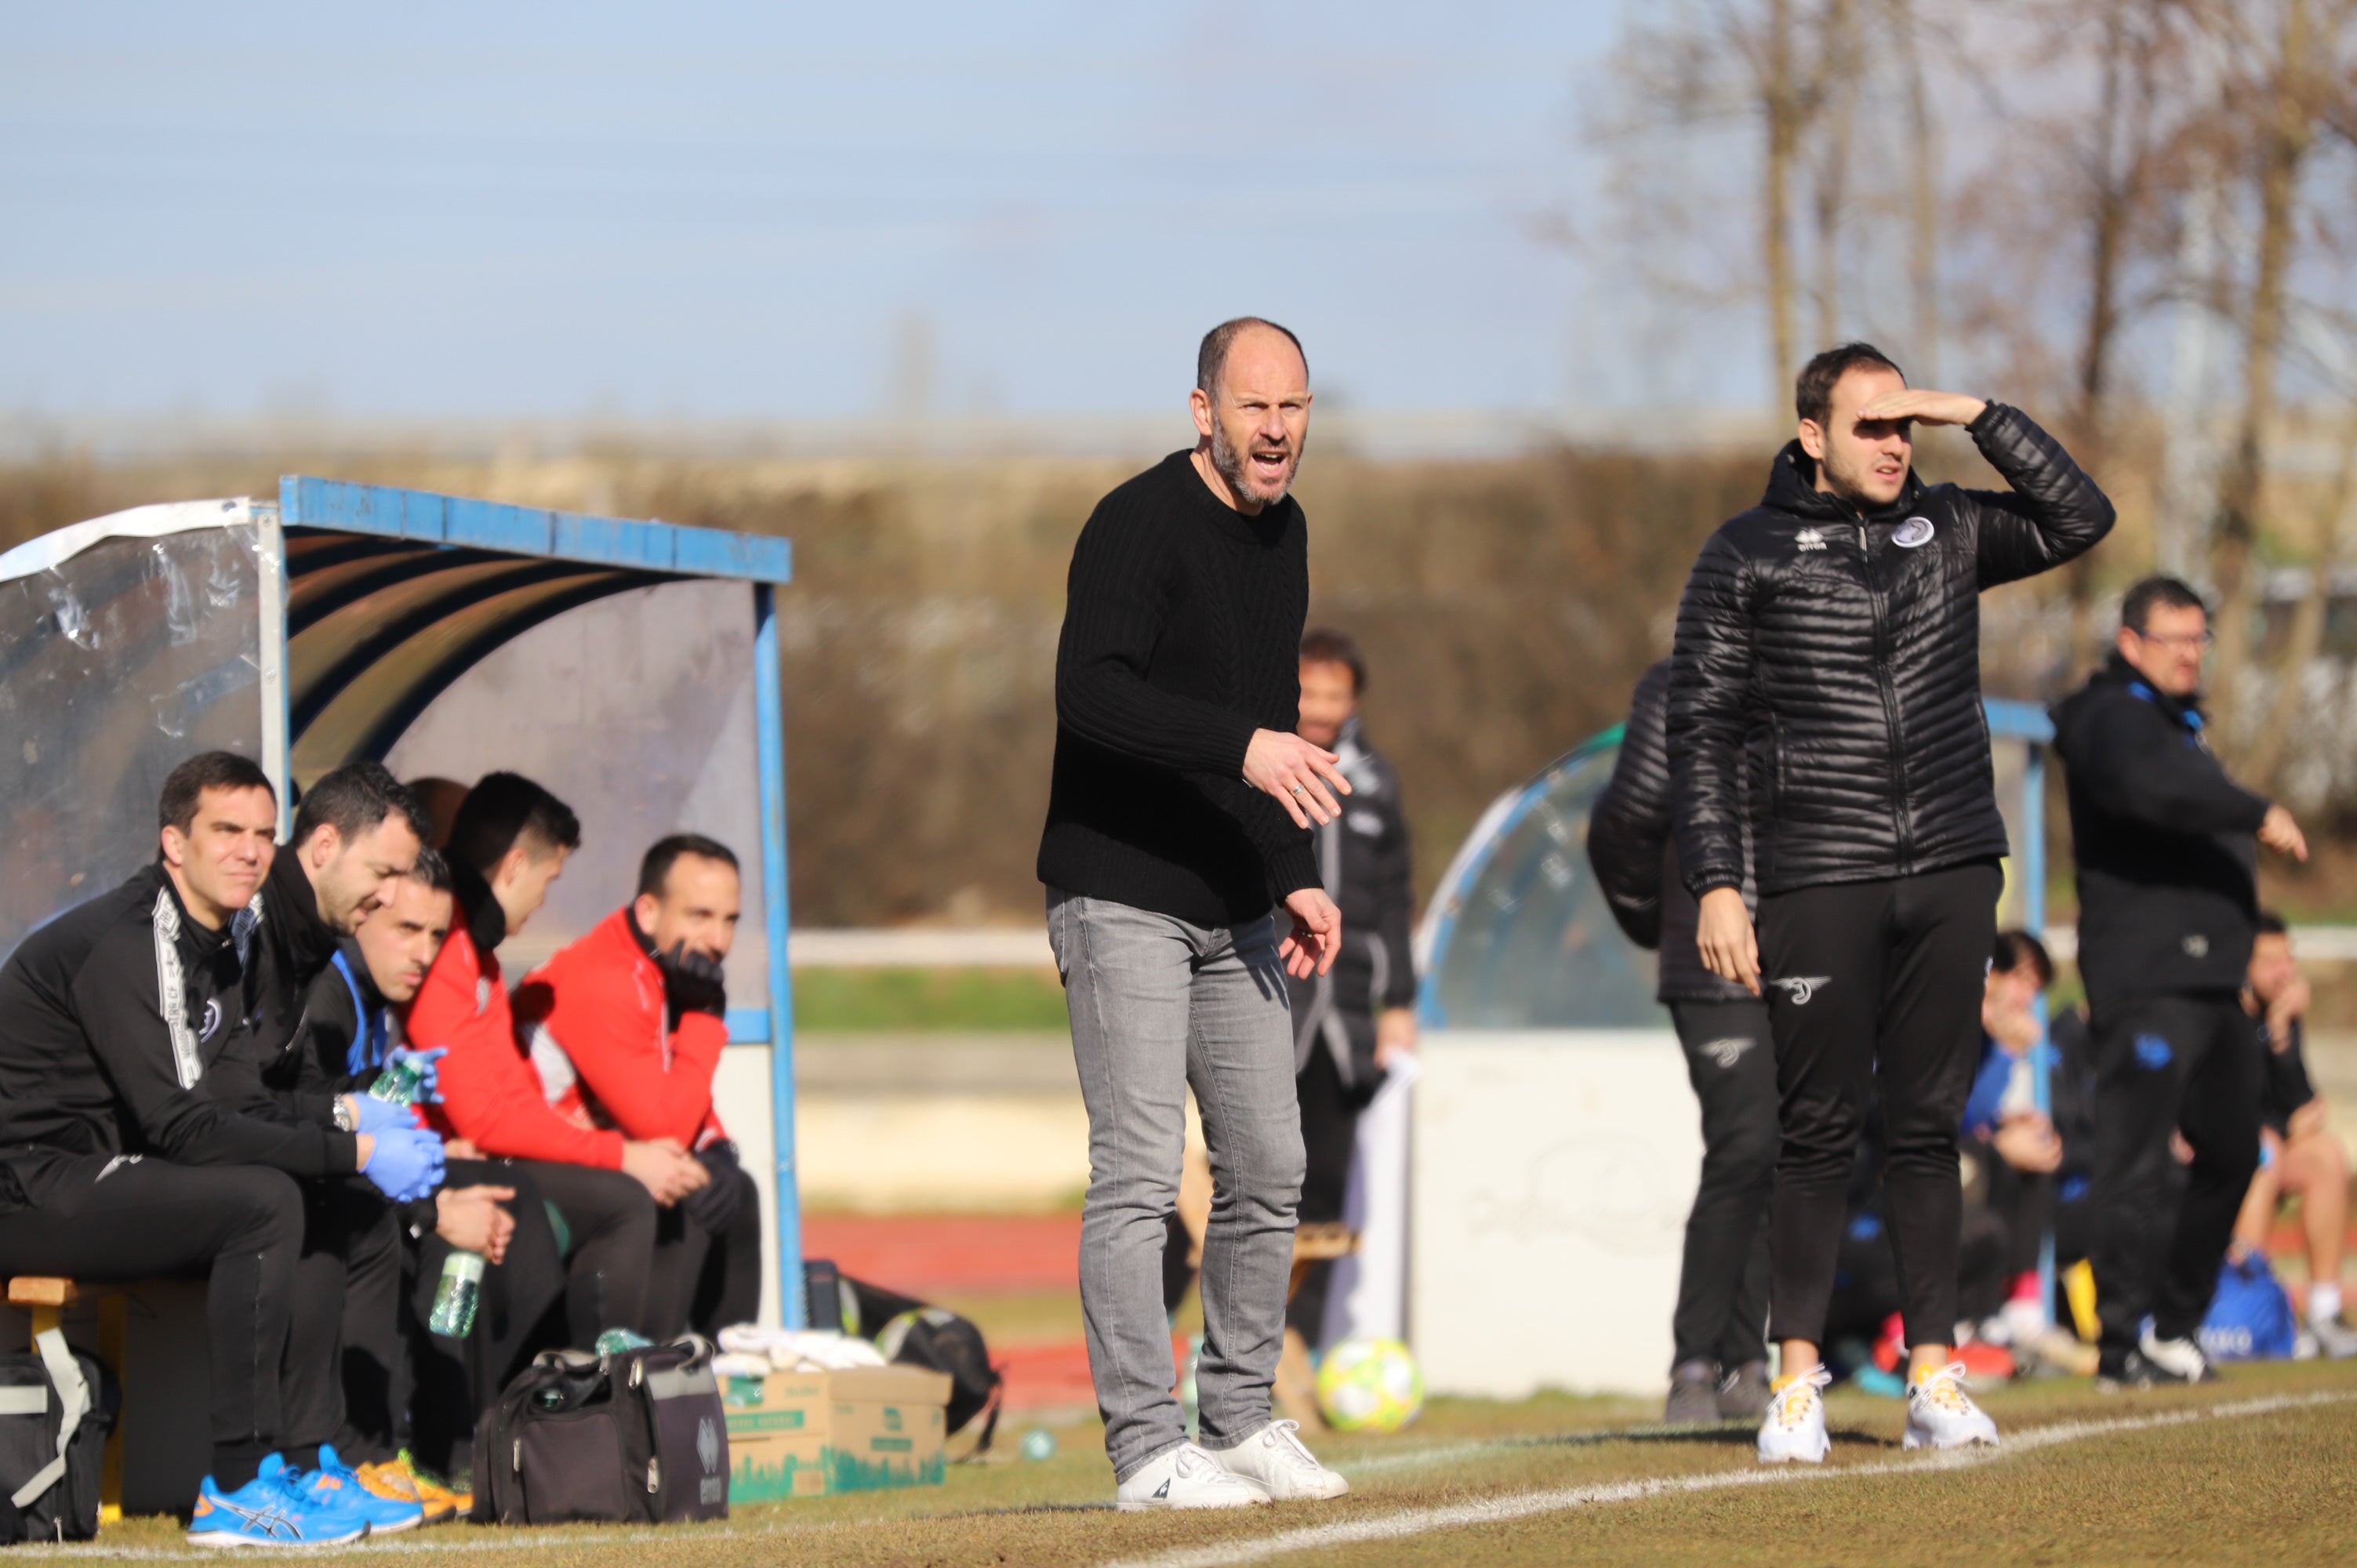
[1671,342,2114,1460]
[1040,318,1347,1512]
[1590,658,1774,1425]
[2051,575,2309,1385]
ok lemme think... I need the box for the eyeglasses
[2127,626,2214,651]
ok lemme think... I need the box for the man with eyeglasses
[2051,575,2309,1387]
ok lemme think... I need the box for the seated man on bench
[514,833,764,1338]
[0,752,445,1548]
[296,848,561,1518]
[410,774,710,1346]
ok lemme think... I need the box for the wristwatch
[332,1097,357,1133]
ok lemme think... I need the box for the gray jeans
[1047,888,1304,1480]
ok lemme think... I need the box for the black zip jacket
[1588,659,1757,1004]
[2051,653,2268,1007]
[0,864,361,1213]
[1285,717,1416,1087]
[1669,403,2115,898]
[205,850,351,1129]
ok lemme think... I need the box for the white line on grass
[15,1391,2345,1563]
[1098,1390,2357,1568]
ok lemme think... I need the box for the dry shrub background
[22,433,2356,931]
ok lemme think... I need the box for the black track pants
[405,1161,568,1479]
[332,1191,405,1465]
[506,1159,661,1344]
[2086,992,2259,1349]
[1285,1044,1361,1345]
[1758,862,1999,1350]
[1669,998,1778,1370]
[0,1157,303,1490]
[648,1167,765,1338]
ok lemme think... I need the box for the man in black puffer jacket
[1669,342,2114,1460]
[1589,658,1774,1426]
[2050,575,2308,1386]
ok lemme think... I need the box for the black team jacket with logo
[1669,404,2114,898]
[2051,652,2268,1011]
[0,864,361,1214]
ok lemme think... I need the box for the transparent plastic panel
[381,579,768,998]
[0,526,264,960]
[1427,744,1665,1029]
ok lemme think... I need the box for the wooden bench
[7,1277,129,1523]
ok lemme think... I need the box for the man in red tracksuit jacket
[405,772,707,1345]
[513,833,764,1337]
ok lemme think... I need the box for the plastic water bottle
[428,1251,484,1338]
[594,1328,652,1357]
[367,1055,425,1107]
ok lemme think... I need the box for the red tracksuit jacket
[510,909,728,1149]
[408,905,626,1171]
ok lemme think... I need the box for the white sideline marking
[1099,1391,2357,1568]
[12,1392,2345,1562]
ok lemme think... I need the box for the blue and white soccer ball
[1315,1336,1424,1433]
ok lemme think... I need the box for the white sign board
[1411,1029,1698,1398]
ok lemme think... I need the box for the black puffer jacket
[1588,659,1756,1004]
[1670,403,2114,897]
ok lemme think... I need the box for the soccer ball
[1315,1336,1424,1433]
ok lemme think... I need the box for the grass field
[42,1361,2355,1566]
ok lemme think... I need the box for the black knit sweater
[1037,449,1320,927]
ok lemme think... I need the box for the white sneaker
[2309,1315,2357,1361]
[1115,1443,1274,1512]
[1756,1365,1831,1465]
[1201,1419,1349,1501]
[1902,1362,1999,1450]
[2138,1327,2214,1383]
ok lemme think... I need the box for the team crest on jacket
[1769,975,1832,1005]
[1893,516,1936,547]
[1794,528,1827,552]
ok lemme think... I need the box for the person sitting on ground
[1959,931,2065,1348]
[513,833,764,1338]
[301,849,562,1515]
[0,751,444,1547]
[2231,913,2355,1359]
[409,772,707,1345]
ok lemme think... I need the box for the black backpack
[472,1336,727,1526]
[0,1333,117,1544]
[842,1276,1002,1454]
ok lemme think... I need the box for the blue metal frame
[267,476,804,1327]
[754,583,804,1328]
[281,476,793,586]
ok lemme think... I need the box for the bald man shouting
[1039,318,1349,1511]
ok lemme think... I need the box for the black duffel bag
[0,1331,117,1545]
[473,1336,726,1526]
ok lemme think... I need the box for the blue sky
[1,2,1653,426]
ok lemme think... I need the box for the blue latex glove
[350,1094,412,1137]
[361,1126,445,1204]
[387,1045,448,1104]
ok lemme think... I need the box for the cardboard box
[723,1364,953,1502]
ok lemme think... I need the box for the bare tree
[2198,0,2357,754]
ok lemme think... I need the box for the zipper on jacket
[1858,524,1913,870]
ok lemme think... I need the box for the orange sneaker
[376,1453,459,1526]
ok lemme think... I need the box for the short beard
[1209,419,1295,506]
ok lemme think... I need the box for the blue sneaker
[297,1445,423,1535]
[186,1454,368,1548]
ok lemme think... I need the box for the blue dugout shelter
[0,477,811,1327]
